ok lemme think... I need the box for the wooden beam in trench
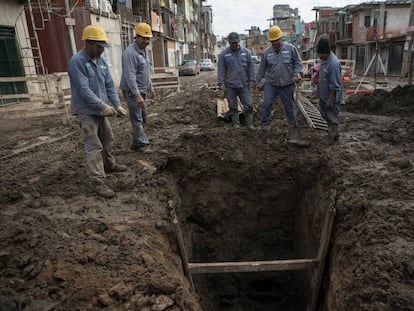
[188,258,319,274]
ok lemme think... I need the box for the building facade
[0,0,215,103]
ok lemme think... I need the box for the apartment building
[0,0,215,101]
[314,0,411,76]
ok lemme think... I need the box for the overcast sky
[204,0,362,38]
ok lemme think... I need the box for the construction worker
[120,22,154,152]
[68,25,127,198]
[315,38,342,143]
[255,25,303,142]
[217,32,256,129]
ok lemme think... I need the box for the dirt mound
[344,84,414,115]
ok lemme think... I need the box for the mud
[0,72,413,311]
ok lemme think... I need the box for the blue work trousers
[319,99,340,125]
[123,91,149,146]
[77,114,116,184]
[261,83,297,127]
[226,86,253,114]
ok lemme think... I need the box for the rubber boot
[328,123,339,144]
[286,126,301,144]
[130,124,149,151]
[231,113,240,128]
[245,113,255,130]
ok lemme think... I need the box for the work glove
[101,104,117,117]
[256,81,265,91]
[135,94,145,107]
[294,73,302,83]
[149,86,155,97]
[326,97,335,110]
[115,105,127,116]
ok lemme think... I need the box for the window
[364,16,370,28]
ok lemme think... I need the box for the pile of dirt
[0,73,413,311]
[344,84,414,115]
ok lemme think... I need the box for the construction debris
[216,98,243,119]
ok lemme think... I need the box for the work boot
[93,183,115,198]
[245,113,256,130]
[231,113,240,128]
[105,163,127,173]
[130,142,153,153]
[286,126,301,144]
[327,123,339,144]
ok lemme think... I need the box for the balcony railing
[356,26,377,42]
[366,26,377,41]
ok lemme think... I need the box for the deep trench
[168,153,331,311]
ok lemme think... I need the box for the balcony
[366,26,377,41]
[356,26,377,42]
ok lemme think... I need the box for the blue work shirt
[120,43,153,96]
[68,49,120,116]
[256,42,303,87]
[317,52,343,102]
[217,46,255,89]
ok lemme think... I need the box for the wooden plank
[216,98,245,118]
[216,98,228,118]
[0,94,31,100]
[0,131,76,160]
[153,81,180,86]
[0,76,48,82]
[308,190,336,311]
[189,258,319,274]
[169,203,195,293]
[0,93,62,100]
[153,85,180,90]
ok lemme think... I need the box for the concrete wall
[0,0,23,27]
[383,7,409,39]
[91,14,123,86]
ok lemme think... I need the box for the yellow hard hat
[81,25,109,46]
[268,25,282,41]
[135,22,153,38]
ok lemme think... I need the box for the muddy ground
[0,71,413,311]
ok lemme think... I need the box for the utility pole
[64,0,77,55]
[407,0,414,84]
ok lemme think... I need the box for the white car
[200,59,215,71]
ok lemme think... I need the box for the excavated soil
[0,72,413,311]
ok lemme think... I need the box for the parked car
[178,60,200,76]
[199,59,214,71]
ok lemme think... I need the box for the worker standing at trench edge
[68,25,128,199]
[120,22,154,153]
[315,38,342,143]
[217,32,256,130]
[255,25,303,142]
